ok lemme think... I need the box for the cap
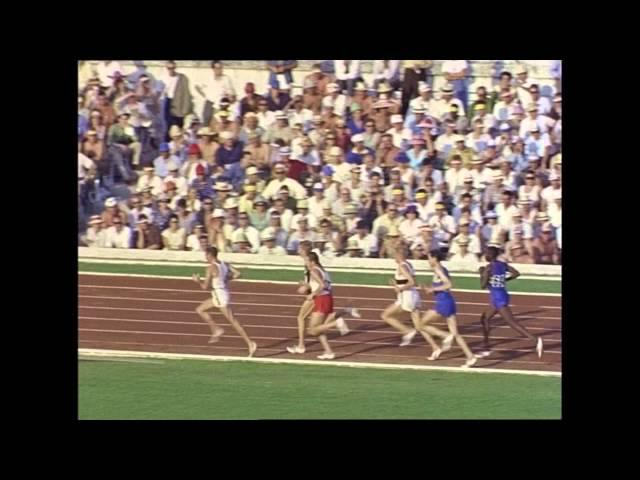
[159,142,170,153]
[350,103,362,113]
[329,146,343,156]
[260,228,276,241]
[441,83,454,93]
[354,81,367,91]
[169,125,182,138]
[273,163,287,172]
[279,146,292,156]
[449,104,459,112]
[526,103,538,112]
[253,195,267,205]
[223,197,239,209]
[454,134,465,143]
[275,110,288,120]
[195,164,206,176]
[246,166,258,176]
[297,215,309,223]
[456,236,470,245]
[512,211,523,218]
[327,82,340,93]
[244,184,257,193]
[474,103,486,110]
[220,131,234,140]
[418,83,432,93]
[391,114,403,124]
[233,232,248,243]
[351,133,364,143]
[214,181,233,191]
[550,172,561,181]
[404,204,418,215]
[321,165,334,176]
[458,219,470,226]
[499,123,511,131]
[166,160,178,171]
[485,211,498,219]
[197,127,213,136]
[414,190,427,200]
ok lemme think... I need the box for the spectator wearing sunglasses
[105,215,132,249]
[161,214,186,250]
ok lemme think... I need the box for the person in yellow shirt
[446,135,474,169]
[239,184,258,214]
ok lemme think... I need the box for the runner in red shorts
[304,252,347,360]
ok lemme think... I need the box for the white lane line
[78,272,562,298]
[79,327,561,354]
[77,340,553,367]
[78,348,562,377]
[78,294,562,320]
[78,283,563,309]
[79,316,562,343]
[79,305,561,330]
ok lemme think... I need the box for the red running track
[78,274,562,373]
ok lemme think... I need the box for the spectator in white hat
[447,135,474,169]
[428,202,456,244]
[480,211,506,250]
[444,155,471,195]
[532,224,560,264]
[286,216,315,253]
[524,126,552,169]
[105,213,132,249]
[372,202,403,243]
[434,121,457,159]
[81,216,109,248]
[323,82,348,117]
[509,210,534,251]
[528,84,551,115]
[483,172,509,211]
[448,236,479,267]
[410,83,438,117]
[471,101,497,134]
[435,83,466,120]
[465,117,493,154]
[262,162,307,200]
[517,197,538,226]
[264,110,295,146]
[136,166,164,197]
[373,60,401,91]
[469,156,494,190]
[308,183,329,219]
[401,61,430,116]
[257,228,287,255]
[333,60,362,96]
[519,103,555,139]
[163,163,188,197]
[492,89,518,122]
[100,197,128,228]
[499,158,518,191]
[442,59,470,106]
[386,114,412,149]
[247,195,270,231]
[513,64,533,106]
[205,209,228,252]
[286,96,314,132]
[541,172,561,210]
[128,194,154,226]
[505,136,528,174]
[231,211,260,253]
[548,190,562,228]
[255,97,276,130]
[185,224,207,251]
[505,227,533,264]
[268,196,294,233]
[347,220,379,257]
[291,198,318,230]
[153,143,182,179]
[495,191,519,229]
[450,216,482,255]
[161,214,186,250]
[453,192,482,224]
[132,214,161,250]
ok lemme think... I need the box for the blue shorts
[435,293,457,317]
[490,290,510,309]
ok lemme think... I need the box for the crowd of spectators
[78,60,562,266]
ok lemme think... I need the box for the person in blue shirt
[346,103,366,135]
[406,137,428,170]
[479,246,543,358]
[419,248,478,367]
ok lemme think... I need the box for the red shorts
[313,294,334,315]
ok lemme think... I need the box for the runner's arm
[306,269,324,300]
[228,264,241,281]
[480,265,490,289]
[506,263,520,282]
[431,266,452,292]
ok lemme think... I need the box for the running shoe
[536,337,544,358]
[428,349,442,361]
[399,329,417,347]
[441,334,454,352]
[336,316,350,336]
[317,352,335,360]
[286,345,306,354]
[461,356,478,368]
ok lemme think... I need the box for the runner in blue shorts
[479,246,543,358]
[420,248,478,368]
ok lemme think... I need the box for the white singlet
[309,266,332,296]
[394,260,421,312]
[211,260,230,308]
